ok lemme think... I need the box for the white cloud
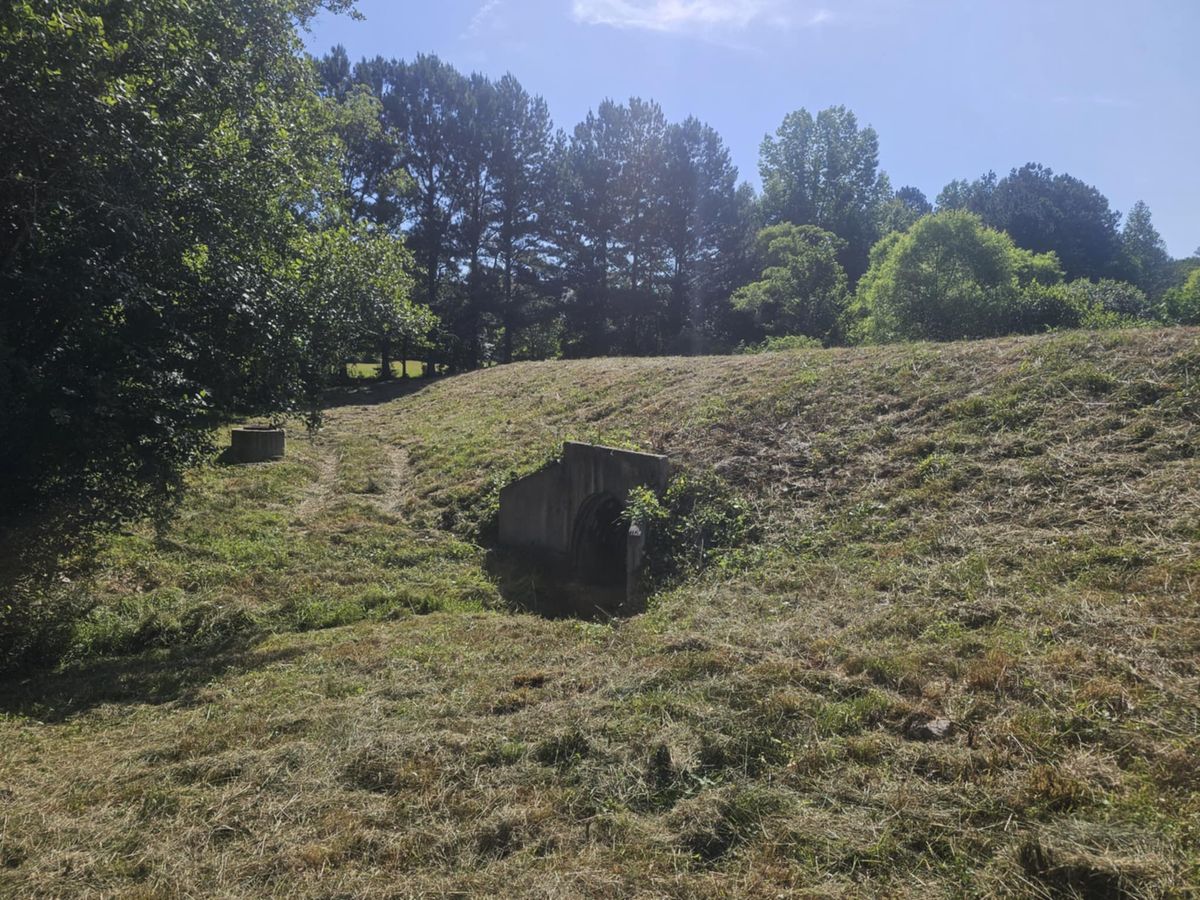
[465,0,504,37]
[571,0,834,33]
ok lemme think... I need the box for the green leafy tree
[319,54,408,227]
[0,0,358,527]
[936,172,997,216]
[1158,269,1200,325]
[876,182,932,237]
[732,224,850,343]
[0,0,431,670]
[759,106,886,280]
[940,164,1123,282]
[853,211,1061,342]
[300,225,435,379]
[1121,200,1173,299]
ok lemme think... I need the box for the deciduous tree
[732,225,849,343]
[853,211,1061,342]
[759,106,886,280]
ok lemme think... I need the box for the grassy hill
[2,328,1199,897]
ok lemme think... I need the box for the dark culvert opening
[488,492,634,621]
[572,493,627,587]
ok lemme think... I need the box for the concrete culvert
[229,426,285,463]
[496,442,672,615]
[572,493,627,587]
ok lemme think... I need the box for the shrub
[1157,268,1200,325]
[853,211,1062,342]
[736,334,824,354]
[1018,279,1151,332]
[626,471,757,588]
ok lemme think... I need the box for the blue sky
[305,1,1199,257]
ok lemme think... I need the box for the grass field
[346,361,426,380]
[2,328,1199,897]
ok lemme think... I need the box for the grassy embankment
[2,328,1199,897]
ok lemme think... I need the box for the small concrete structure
[499,442,671,609]
[229,426,286,463]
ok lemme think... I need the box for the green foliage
[852,211,1062,342]
[331,58,752,364]
[759,106,885,279]
[1121,200,1174,299]
[1020,279,1151,331]
[732,224,850,343]
[736,334,825,355]
[623,485,669,531]
[629,471,758,588]
[874,182,932,237]
[937,164,1124,282]
[0,0,438,671]
[300,224,435,369]
[1157,269,1200,325]
[0,0,375,533]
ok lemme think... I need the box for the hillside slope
[2,328,1199,897]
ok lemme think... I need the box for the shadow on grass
[484,548,634,622]
[322,375,444,411]
[0,636,304,723]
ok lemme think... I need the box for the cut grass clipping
[1,327,1198,897]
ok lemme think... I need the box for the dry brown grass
[2,328,1199,897]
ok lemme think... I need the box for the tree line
[318,47,1200,372]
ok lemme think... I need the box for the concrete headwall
[498,442,671,559]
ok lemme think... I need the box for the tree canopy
[317,51,1197,362]
[937,164,1124,282]
[0,2,426,543]
[853,211,1062,342]
[732,225,850,344]
[758,106,885,280]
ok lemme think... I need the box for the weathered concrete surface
[499,442,670,567]
[230,427,286,463]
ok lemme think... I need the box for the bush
[732,224,850,344]
[853,211,1062,343]
[626,471,758,588]
[1019,279,1150,332]
[736,334,824,355]
[1157,269,1200,325]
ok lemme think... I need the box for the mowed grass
[2,328,1200,897]
[346,361,426,380]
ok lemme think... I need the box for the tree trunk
[502,250,515,363]
[379,336,393,381]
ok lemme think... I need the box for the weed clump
[534,728,592,767]
[669,785,788,862]
[625,470,758,589]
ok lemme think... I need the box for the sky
[305,0,1200,257]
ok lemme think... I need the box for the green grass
[346,360,425,379]
[2,328,1199,896]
